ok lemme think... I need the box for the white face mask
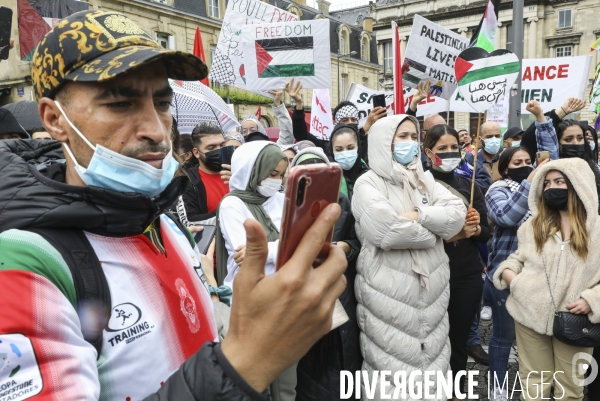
[257,177,282,197]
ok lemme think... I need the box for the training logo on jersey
[0,334,42,400]
[105,302,155,347]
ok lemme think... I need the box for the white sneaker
[481,306,492,321]
[491,387,509,401]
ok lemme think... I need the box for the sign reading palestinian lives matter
[241,20,332,91]
[209,0,297,90]
[520,55,592,114]
[402,15,469,100]
[310,89,334,139]
[455,48,520,113]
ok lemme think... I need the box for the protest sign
[241,20,331,91]
[590,63,600,114]
[402,15,469,100]
[310,89,334,139]
[486,94,509,131]
[455,48,520,113]
[520,55,592,114]
[209,0,297,90]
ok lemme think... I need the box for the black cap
[504,126,524,140]
[31,10,208,100]
[0,108,30,138]
[2,101,43,134]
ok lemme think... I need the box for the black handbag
[542,251,600,348]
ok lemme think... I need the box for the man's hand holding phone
[220,204,347,393]
[221,164,232,185]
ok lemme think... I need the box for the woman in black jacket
[289,147,362,401]
[423,125,490,400]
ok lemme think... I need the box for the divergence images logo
[106,303,153,347]
[0,334,42,400]
[572,352,598,387]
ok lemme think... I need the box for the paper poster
[208,0,297,89]
[309,89,334,139]
[519,55,592,114]
[402,15,470,100]
[486,94,510,128]
[241,20,331,91]
[455,48,520,113]
[590,63,600,114]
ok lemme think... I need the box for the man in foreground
[0,10,347,400]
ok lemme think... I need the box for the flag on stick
[193,27,210,86]
[392,21,405,114]
[469,0,499,52]
[256,106,262,120]
[591,38,600,52]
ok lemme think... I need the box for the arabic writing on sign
[469,79,508,104]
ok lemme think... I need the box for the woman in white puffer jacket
[352,115,466,400]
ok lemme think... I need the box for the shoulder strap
[434,178,469,206]
[25,228,110,360]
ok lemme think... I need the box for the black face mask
[200,149,222,172]
[544,188,569,210]
[560,144,586,159]
[507,166,533,184]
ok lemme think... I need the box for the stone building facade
[0,0,381,126]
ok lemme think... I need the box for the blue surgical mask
[591,141,597,151]
[483,137,501,155]
[511,140,521,147]
[334,149,358,170]
[56,102,178,199]
[393,141,418,165]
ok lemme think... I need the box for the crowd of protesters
[2,9,600,401]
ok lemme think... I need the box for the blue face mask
[393,141,418,165]
[511,140,521,147]
[483,137,501,155]
[56,102,179,199]
[591,141,597,151]
[334,149,358,170]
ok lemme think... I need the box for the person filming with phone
[351,114,466,396]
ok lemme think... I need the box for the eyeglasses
[241,127,258,135]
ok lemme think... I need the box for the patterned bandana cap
[334,105,359,124]
[31,10,208,100]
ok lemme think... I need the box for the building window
[506,24,513,52]
[555,45,572,57]
[208,0,220,18]
[361,36,370,61]
[558,9,572,28]
[341,74,347,99]
[362,77,368,87]
[383,42,392,75]
[156,33,170,49]
[339,32,347,54]
[210,44,217,66]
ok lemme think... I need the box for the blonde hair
[532,175,589,260]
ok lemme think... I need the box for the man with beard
[180,122,230,225]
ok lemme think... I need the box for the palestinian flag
[255,37,315,78]
[469,0,499,52]
[18,0,88,60]
[455,48,520,87]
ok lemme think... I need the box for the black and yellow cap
[32,9,208,100]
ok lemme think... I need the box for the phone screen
[372,94,386,109]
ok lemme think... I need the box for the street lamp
[337,50,357,104]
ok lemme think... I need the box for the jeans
[484,277,515,388]
[467,275,489,346]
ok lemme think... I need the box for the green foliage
[212,87,274,105]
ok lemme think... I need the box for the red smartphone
[276,164,342,270]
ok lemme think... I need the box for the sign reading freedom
[209,0,297,90]
[242,19,331,91]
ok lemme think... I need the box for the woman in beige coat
[493,158,600,400]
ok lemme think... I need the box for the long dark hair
[423,124,459,151]
[498,146,530,179]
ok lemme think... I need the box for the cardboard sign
[310,89,334,139]
[208,0,297,89]
[520,55,592,114]
[402,15,470,100]
[242,20,331,91]
[590,62,600,114]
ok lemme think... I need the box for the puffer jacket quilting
[352,115,465,400]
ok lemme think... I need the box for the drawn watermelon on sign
[454,47,520,113]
